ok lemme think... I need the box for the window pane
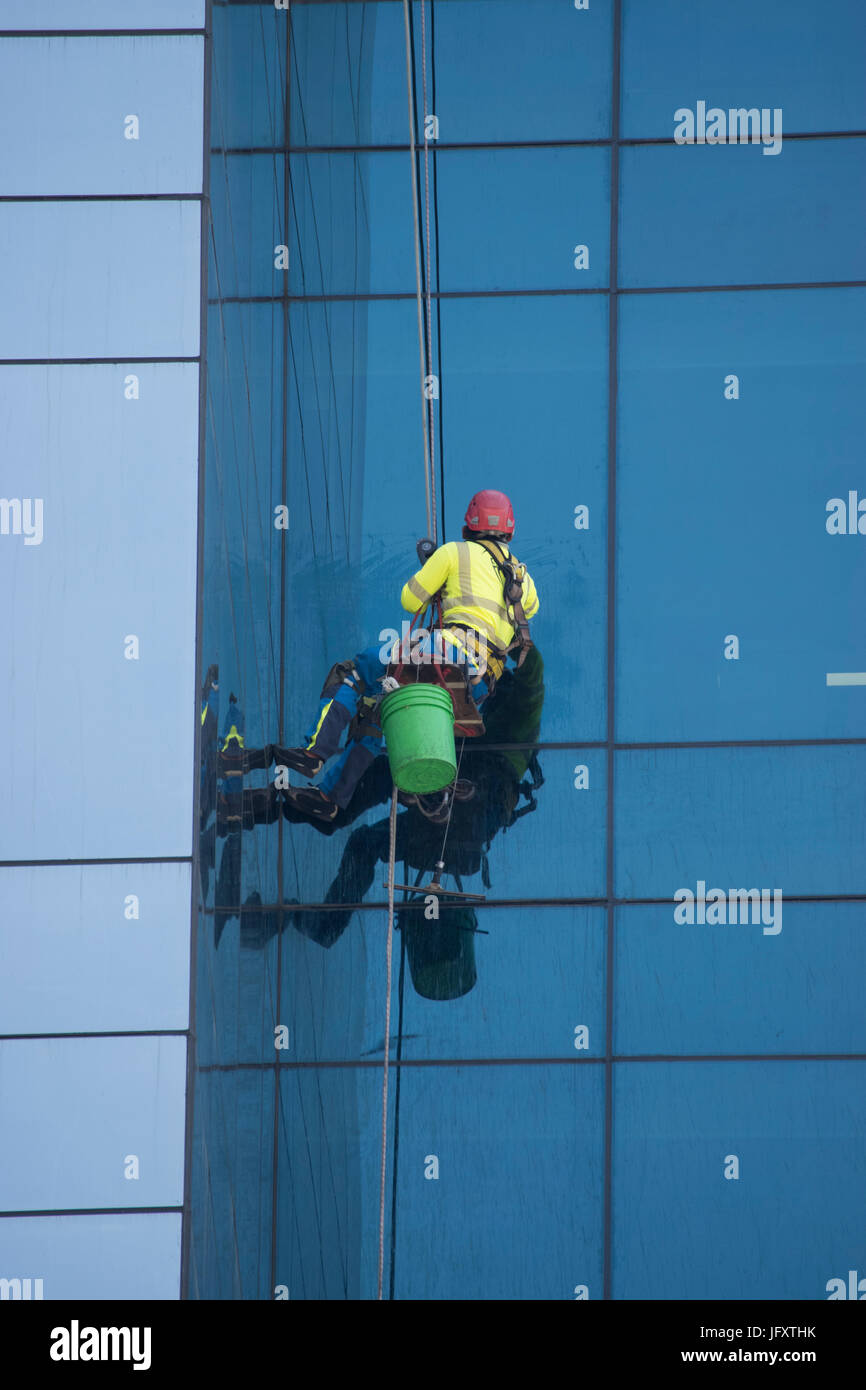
[0,864,190,1034]
[620,139,866,288]
[274,742,606,911]
[188,1069,273,1300]
[0,0,204,28]
[622,0,866,138]
[367,906,606,1063]
[613,1060,866,1298]
[0,365,197,861]
[615,744,866,898]
[209,154,285,300]
[617,288,866,742]
[282,295,607,743]
[212,6,286,149]
[0,38,203,195]
[290,0,612,147]
[0,201,200,359]
[0,1214,181,1300]
[388,1064,604,1300]
[274,1061,604,1300]
[616,901,866,1055]
[0,1037,186,1212]
[437,147,610,292]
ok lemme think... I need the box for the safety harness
[473,538,534,667]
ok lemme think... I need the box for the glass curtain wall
[190,0,866,1301]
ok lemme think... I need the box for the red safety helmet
[464,489,515,539]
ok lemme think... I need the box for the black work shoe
[284,786,339,821]
[277,746,324,779]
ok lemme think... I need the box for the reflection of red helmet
[464,490,515,538]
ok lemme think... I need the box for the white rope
[377,786,399,1300]
[402,0,436,543]
[377,3,439,1301]
[419,0,437,546]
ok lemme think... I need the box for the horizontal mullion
[0,29,205,37]
[213,129,866,157]
[210,280,866,307]
[201,893,866,915]
[0,854,192,868]
[0,193,202,203]
[0,1205,183,1218]
[194,1053,866,1073]
[0,1030,188,1041]
[0,357,199,367]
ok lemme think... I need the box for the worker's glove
[380,676,401,693]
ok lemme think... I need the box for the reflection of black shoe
[277,746,324,779]
[399,788,451,823]
[284,786,339,821]
[453,779,475,802]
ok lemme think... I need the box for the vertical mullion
[602,0,623,1305]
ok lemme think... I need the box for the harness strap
[474,539,534,667]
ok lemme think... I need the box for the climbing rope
[419,0,437,545]
[379,4,438,1299]
[402,0,437,545]
[377,786,399,1300]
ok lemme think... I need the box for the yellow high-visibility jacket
[400,539,539,653]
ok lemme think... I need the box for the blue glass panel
[188,1068,274,1300]
[0,38,203,195]
[282,294,606,743]
[615,745,866,899]
[211,5,285,149]
[289,152,415,297]
[616,901,866,1055]
[428,0,612,144]
[290,147,610,296]
[0,202,200,359]
[274,1064,385,1299]
[0,0,205,27]
[619,139,866,288]
[0,1037,186,1211]
[369,906,606,1063]
[209,154,285,300]
[290,0,612,147]
[275,905,605,1064]
[437,147,610,292]
[0,364,198,861]
[275,742,605,912]
[0,864,190,1035]
[613,1060,866,1298]
[290,1,402,147]
[439,293,608,740]
[0,1214,181,1300]
[389,1064,605,1300]
[195,903,279,1069]
[617,288,866,742]
[622,0,866,138]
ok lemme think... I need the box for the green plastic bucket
[380,684,456,793]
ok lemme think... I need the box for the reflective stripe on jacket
[400,540,539,652]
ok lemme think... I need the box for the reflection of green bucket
[380,685,456,794]
[401,906,478,1000]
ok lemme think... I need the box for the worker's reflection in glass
[201,647,545,1001]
